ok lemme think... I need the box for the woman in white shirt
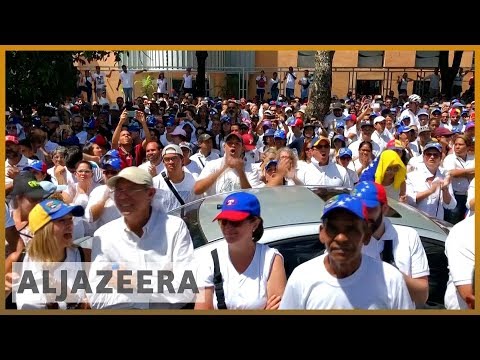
[14,199,90,310]
[195,192,286,310]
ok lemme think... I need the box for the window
[358,51,384,68]
[355,80,382,96]
[415,51,440,68]
[420,237,448,309]
[268,235,325,278]
[297,51,315,68]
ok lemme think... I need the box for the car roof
[170,186,449,246]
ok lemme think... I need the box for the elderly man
[279,193,414,310]
[89,166,195,309]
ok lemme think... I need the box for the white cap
[373,116,386,124]
[285,107,292,112]
[162,144,183,157]
[107,167,153,188]
[171,126,187,138]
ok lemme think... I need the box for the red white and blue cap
[24,160,47,174]
[322,193,367,221]
[101,157,122,171]
[352,181,387,208]
[213,192,261,222]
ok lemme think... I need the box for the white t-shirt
[442,153,475,194]
[120,70,135,89]
[196,157,263,196]
[153,170,199,212]
[92,72,107,90]
[361,218,430,280]
[195,241,281,310]
[444,215,475,309]
[285,72,296,90]
[156,78,168,94]
[15,247,85,310]
[183,73,193,89]
[279,254,415,310]
[303,161,353,188]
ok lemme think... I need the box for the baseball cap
[344,114,357,123]
[431,108,442,115]
[225,132,243,143]
[198,133,212,143]
[423,142,442,153]
[418,125,432,134]
[265,160,278,170]
[332,102,343,110]
[313,135,331,147]
[338,148,352,158]
[104,149,120,159]
[101,157,122,171]
[107,166,153,188]
[162,144,183,157]
[433,127,453,137]
[386,139,404,151]
[352,181,387,208]
[262,120,272,129]
[273,130,286,140]
[398,125,414,134]
[465,122,475,131]
[24,160,48,174]
[213,192,261,222]
[6,135,19,144]
[165,117,175,127]
[171,126,187,138]
[38,181,68,197]
[332,134,346,144]
[373,116,386,124]
[128,123,141,132]
[220,115,232,123]
[291,118,304,128]
[360,120,373,128]
[88,134,108,147]
[417,109,430,117]
[321,194,367,221]
[10,172,50,199]
[242,133,256,151]
[28,199,84,235]
[336,121,345,129]
[264,128,275,137]
[179,141,193,153]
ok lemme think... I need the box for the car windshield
[168,186,451,249]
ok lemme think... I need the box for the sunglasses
[314,145,330,149]
[423,152,441,159]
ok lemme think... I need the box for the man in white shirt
[194,132,262,196]
[138,141,165,177]
[444,215,475,309]
[152,144,198,212]
[181,67,193,95]
[283,67,296,100]
[352,181,430,307]
[89,166,195,309]
[5,135,34,190]
[280,193,414,310]
[116,65,146,103]
[190,133,220,171]
[304,136,352,187]
[92,66,108,101]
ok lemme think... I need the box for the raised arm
[112,109,129,149]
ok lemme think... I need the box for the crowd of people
[4,71,475,310]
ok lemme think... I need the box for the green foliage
[135,74,156,99]
[6,50,125,107]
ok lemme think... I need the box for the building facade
[79,50,475,103]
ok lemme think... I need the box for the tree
[195,51,208,97]
[6,51,123,107]
[305,51,335,128]
[439,50,463,99]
